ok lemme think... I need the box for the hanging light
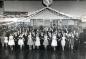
[43,0,53,7]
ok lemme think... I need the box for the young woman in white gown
[18,34,24,50]
[51,33,57,51]
[27,32,33,50]
[8,34,15,50]
[35,34,40,49]
[61,34,66,51]
[4,36,8,47]
[43,34,49,49]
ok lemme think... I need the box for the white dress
[35,36,40,46]
[51,35,57,47]
[18,38,24,46]
[8,35,15,46]
[43,35,49,46]
[4,37,8,44]
[61,37,66,47]
[27,35,33,46]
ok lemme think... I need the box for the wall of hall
[0,8,3,14]
[80,22,86,29]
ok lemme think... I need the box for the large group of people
[0,25,80,51]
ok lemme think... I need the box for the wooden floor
[0,44,86,59]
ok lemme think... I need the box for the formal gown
[43,35,49,46]
[27,34,33,46]
[8,35,15,46]
[51,35,57,47]
[18,38,24,46]
[35,36,40,47]
[4,36,8,44]
[61,36,66,47]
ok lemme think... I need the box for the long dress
[8,35,15,46]
[51,35,57,47]
[35,36,40,47]
[27,34,33,46]
[61,36,66,47]
[43,35,49,46]
[4,36,8,44]
[18,38,24,46]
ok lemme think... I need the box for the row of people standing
[1,27,79,51]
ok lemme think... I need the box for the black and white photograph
[0,0,86,59]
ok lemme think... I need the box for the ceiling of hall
[0,0,86,1]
